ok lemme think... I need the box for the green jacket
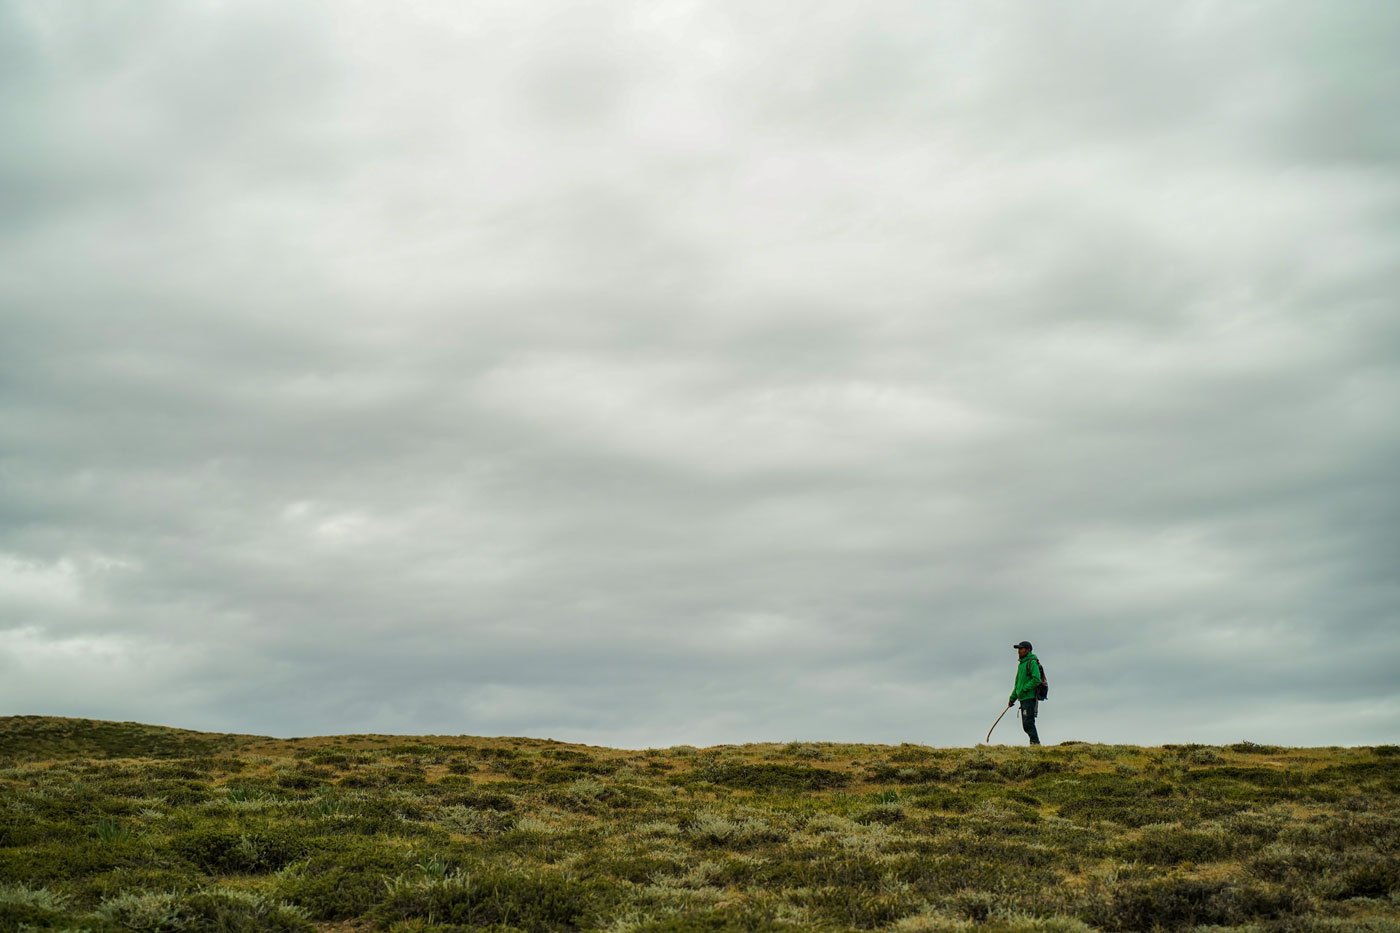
[1010,653,1043,704]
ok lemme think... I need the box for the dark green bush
[224,782,280,801]
[339,765,426,789]
[0,812,71,847]
[1247,845,1337,883]
[146,779,213,805]
[688,763,850,792]
[996,757,1067,780]
[387,745,442,756]
[866,763,946,783]
[1184,765,1290,786]
[798,884,918,928]
[317,795,433,836]
[100,889,313,932]
[887,744,937,763]
[1282,814,1400,852]
[537,758,617,780]
[853,804,905,825]
[64,867,201,905]
[477,746,524,760]
[1115,826,1238,865]
[172,827,310,874]
[276,767,334,791]
[627,907,799,931]
[589,851,686,884]
[0,840,149,883]
[0,885,71,930]
[1323,852,1400,900]
[907,788,974,812]
[487,759,536,779]
[1222,812,1286,841]
[276,847,418,920]
[1057,798,1183,827]
[141,761,211,781]
[886,853,1052,897]
[732,851,885,889]
[434,789,516,811]
[538,766,587,784]
[934,834,1057,868]
[371,867,616,930]
[1084,877,1310,931]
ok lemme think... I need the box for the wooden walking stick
[985,703,1013,743]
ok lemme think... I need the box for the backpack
[1034,658,1049,701]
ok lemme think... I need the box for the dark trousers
[1019,699,1040,745]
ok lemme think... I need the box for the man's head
[1013,640,1032,658]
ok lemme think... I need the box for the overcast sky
[2,1,1397,748]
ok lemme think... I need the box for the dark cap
[1013,641,1033,649]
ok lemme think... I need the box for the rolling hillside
[1,717,1396,931]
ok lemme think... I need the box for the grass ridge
[1,717,1396,931]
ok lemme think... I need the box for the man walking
[1008,640,1043,745]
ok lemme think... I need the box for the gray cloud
[2,0,1397,747]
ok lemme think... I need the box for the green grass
[0,717,1396,931]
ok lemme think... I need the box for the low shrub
[889,853,1055,898]
[783,743,828,760]
[1322,852,1400,900]
[437,805,515,835]
[0,883,70,929]
[625,906,799,931]
[684,812,787,848]
[908,788,974,812]
[798,884,919,928]
[867,764,946,783]
[434,788,515,811]
[688,762,851,793]
[1114,825,1238,865]
[98,888,313,932]
[1247,843,1337,883]
[339,765,426,788]
[1282,813,1400,852]
[0,839,149,883]
[62,866,201,904]
[997,758,1067,780]
[1083,877,1310,931]
[854,803,906,825]
[372,866,617,930]
[590,851,688,884]
[171,826,310,874]
[1221,811,1286,841]
[1056,790,1184,828]
[276,847,419,920]
[740,852,885,888]
[276,767,334,791]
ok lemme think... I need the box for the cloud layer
[3,1,1397,746]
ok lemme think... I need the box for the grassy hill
[0,715,266,761]
[0,717,1396,931]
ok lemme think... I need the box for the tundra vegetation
[0,717,1397,931]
